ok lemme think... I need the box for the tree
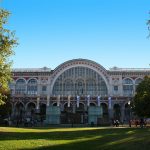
[132,76,150,118]
[0,9,17,105]
[0,95,12,118]
[147,12,150,37]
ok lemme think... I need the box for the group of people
[111,118,148,128]
[129,118,147,128]
[112,119,120,127]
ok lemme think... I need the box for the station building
[8,59,150,124]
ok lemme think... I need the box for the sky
[1,0,150,70]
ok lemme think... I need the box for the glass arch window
[86,79,96,96]
[75,79,85,96]
[52,67,108,96]
[123,78,133,96]
[27,79,37,95]
[63,79,74,96]
[123,78,133,84]
[16,79,26,95]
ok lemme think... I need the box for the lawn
[0,126,150,150]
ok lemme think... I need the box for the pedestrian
[140,118,144,128]
[129,120,131,127]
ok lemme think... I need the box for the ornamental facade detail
[7,59,150,125]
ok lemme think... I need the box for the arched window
[113,104,121,120]
[26,102,36,117]
[86,79,96,96]
[14,102,25,117]
[135,78,143,91]
[123,78,133,96]
[63,79,74,96]
[75,79,85,96]
[52,67,108,96]
[16,79,26,95]
[27,79,37,95]
[53,81,62,96]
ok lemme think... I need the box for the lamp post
[128,100,131,120]
[128,100,130,105]
[127,100,133,127]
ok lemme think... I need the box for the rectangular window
[42,86,47,92]
[114,86,118,91]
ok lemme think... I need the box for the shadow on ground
[0,127,150,150]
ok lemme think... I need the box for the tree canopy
[148,12,150,37]
[132,76,150,118]
[0,9,17,105]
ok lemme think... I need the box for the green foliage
[147,12,150,37]
[0,8,17,105]
[132,76,150,117]
[0,94,12,118]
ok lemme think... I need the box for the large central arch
[50,59,110,96]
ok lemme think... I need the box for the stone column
[57,95,60,107]
[120,83,123,96]
[37,81,41,96]
[84,104,88,112]
[73,102,76,114]
[36,96,40,113]
[47,95,50,107]
[133,84,136,96]
[108,97,113,118]
[68,95,71,107]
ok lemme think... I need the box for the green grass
[0,126,150,150]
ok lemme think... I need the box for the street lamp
[127,100,132,127]
[128,100,132,120]
[128,100,131,105]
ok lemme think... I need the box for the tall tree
[0,9,17,105]
[132,76,150,117]
[147,12,150,37]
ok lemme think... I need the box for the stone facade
[8,59,150,125]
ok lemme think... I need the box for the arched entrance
[75,103,86,124]
[14,102,25,123]
[52,102,57,106]
[124,103,131,121]
[113,104,121,121]
[26,102,36,118]
[90,102,96,106]
[40,103,46,120]
[101,103,108,119]
[61,103,73,124]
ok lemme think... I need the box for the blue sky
[1,0,150,69]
